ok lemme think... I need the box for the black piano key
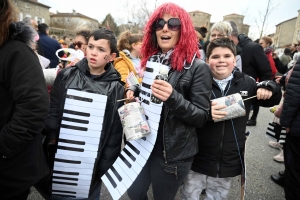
[141,90,151,97]
[52,181,77,186]
[53,170,79,176]
[66,94,93,102]
[145,115,149,120]
[142,82,151,89]
[57,145,84,152]
[52,190,76,194]
[123,148,136,162]
[62,117,89,124]
[110,166,122,182]
[61,124,87,131]
[54,158,81,164]
[119,154,132,168]
[105,172,117,188]
[145,67,154,72]
[141,137,147,141]
[59,138,85,145]
[64,109,90,117]
[142,99,150,105]
[52,176,78,181]
[52,194,76,198]
[127,142,140,155]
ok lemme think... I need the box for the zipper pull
[163,150,167,163]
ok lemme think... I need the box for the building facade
[13,0,51,24]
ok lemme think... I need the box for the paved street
[28,107,285,200]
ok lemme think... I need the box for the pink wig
[141,2,199,71]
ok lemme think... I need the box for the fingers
[126,90,135,99]
[151,80,172,101]
[257,88,272,100]
[211,101,227,121]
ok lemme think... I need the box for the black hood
[9,21,37,47]
[237,34,252,47]
[75,58,122,82]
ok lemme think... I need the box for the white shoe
[269,141,283,150]
[274,150,284,163]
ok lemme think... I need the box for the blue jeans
[127,153,193,200]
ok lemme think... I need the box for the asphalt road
[28,107,285,200]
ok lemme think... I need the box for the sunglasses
[73,41,86,48]
[154,18,181,31]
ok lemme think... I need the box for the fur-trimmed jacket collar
[8,21,37,48]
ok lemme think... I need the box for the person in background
[0,1,49,199]
[180,37,281,200]
[290,43,298,59]
[259,36,277,79]
[114,31,143,85]
[38,23,62,68]
[126,3,212,199]
[279,48,292,67]
[195,26,207,61]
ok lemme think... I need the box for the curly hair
[0,0,18,47]
[117,31,143,51]
[141,2,199,71]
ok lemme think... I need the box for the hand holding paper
[211,101,228,121]
[151,79,173,101]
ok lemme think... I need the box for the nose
[74,45,79,50]
[162,22,168,31]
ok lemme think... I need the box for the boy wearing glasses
[180,38,281,200]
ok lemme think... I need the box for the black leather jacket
[44,59,124,178]
[130,58,212,162]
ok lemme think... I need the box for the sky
[39,0,299,38]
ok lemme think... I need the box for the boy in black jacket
[180,38,281,200]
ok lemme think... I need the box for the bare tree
[254,0,278,38]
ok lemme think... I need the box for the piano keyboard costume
[52,89,107,199]
[102,61,169,200]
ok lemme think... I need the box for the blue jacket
[38,33,61,68]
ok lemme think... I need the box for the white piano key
[52,172,92,181]
[63,104,105,117]
[52,178,91,186]
[140,93,150,103]
[146,61,166,70]
[147,119,159,131]
[135,138,154,154]
[142,76,155,86]
[107,168,127,195]
[57,140,99,152]
[115,157,138,182]
[53,165,93,176]
[67,89,107,103]
[102,174,122,200]
[54,159,95,169]
[59,133,100,145]
[52,192,88,199]
[52,183,90,192]
[144,109,160,123]
[128,140,151,160]
[63,113,104,124]
[60,128,101,139]
[65,98,106,110]
[61,120,103,132]
[120,151,142,175]
[55,154,96,164]
[124,145,147,167]
[140,86,152,95]
[52,188,89,196]
[145,129,158,145]
[56,147,98,158]
[110,161,133,189]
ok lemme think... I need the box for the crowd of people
[1,0,300,200]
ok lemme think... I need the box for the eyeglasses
[154,18,181,31]
[211,34,226,38]
[73,41,86,48]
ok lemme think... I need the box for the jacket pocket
[160,163,178,180]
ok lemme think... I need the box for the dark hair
[254,39,260,43]
[76,30,91,44]
[195,26,208,38]
[206,37,237,59]
[117,31,143,51]
[0,0,18,47]
[284,48,291,55]
[38,23,49,34]
[227,21,239,37]
[89,28,117,54]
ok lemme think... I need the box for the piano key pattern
[52,89,107,199]
[102,61,169,200]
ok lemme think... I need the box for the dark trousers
[127,153,193,200]
[284,134,300,200]
[3,189,30,200]
[250,104,259,120]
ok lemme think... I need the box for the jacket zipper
[163,70,183,163]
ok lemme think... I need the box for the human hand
[286,127,290,133]
[257,88,272,100]
[126,90,135,100]
[211,101,227,121]
[151,80,173,101]
[272,52,278,59]
[275,76,282,84]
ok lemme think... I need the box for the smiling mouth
[161,36,171,40]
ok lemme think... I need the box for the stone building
[273,10,300,49]
[189,11,249,41]
[13,0,51,24]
